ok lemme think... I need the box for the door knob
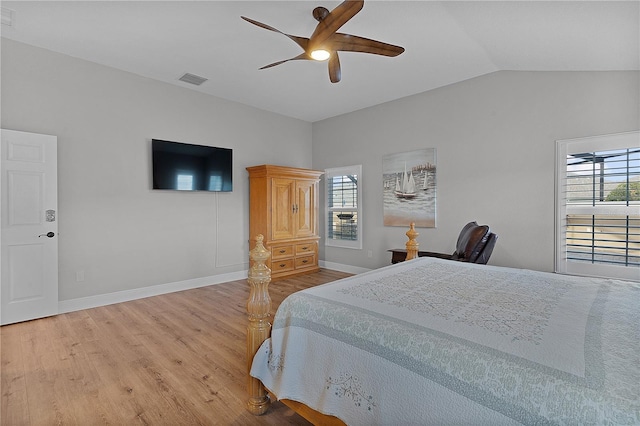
[38,232,55,238]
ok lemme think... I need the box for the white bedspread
[250,257,640,425]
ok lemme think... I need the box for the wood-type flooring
[1,269,352,425]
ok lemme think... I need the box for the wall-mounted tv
[152,139,233,192]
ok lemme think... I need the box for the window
[325,165,362,249]
[556,131,640,281]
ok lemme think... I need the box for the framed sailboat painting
[382,148,436,227]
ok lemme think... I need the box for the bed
[246,228,639,425]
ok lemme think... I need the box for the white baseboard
[58,263,370,315]
[320,260,371,275]
[58,270,248,314]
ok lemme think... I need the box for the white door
[1,129,58,325]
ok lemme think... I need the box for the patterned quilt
[250,257,639,425]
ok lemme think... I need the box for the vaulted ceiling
[2,1,638,122]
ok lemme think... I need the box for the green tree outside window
[605,182,640,202]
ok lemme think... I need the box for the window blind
[325,165,362,249]
[556,132,640,281]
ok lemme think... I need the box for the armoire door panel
[272,178,296,240]
[295,180,315,238]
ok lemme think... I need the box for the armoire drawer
[295,254,316,269]
[295,242,316,255]
[271,258,294,272]
[271,245,294,259]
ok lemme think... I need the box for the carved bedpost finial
[247,234,272,415]
[405,222,419,261]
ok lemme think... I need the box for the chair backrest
[452,221,497,264]
[474,232,498,264]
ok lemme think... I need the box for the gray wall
[3,38,639,304]
[313,71,640,272]
[1,39,312,301]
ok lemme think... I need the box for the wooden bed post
[405,222,419,260]
[247,234,272,415]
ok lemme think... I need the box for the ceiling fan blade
[329,33,405,57]
[259,53,309,70]
[241,16,309,50]
[328,52,341,83]
[309,0,364,47]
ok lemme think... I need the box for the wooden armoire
[247,165,323,279]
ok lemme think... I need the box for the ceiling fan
[241,0,405,83]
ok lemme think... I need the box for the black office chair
[419,221,497,264]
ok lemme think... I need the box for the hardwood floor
[1,269,352,425]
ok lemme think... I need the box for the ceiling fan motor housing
[313,7,330,22]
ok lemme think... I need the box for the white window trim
[325,164,363,249]
[555,131,640,282]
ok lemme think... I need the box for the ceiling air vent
[178,73,208,86]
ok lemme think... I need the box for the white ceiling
[2,1,638,122]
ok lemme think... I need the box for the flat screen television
[152,139,233,192]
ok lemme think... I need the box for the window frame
[325,164,363,250]
[555,131,640,281]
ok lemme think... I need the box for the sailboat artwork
[382,148,437,227]
[394,163,417,199]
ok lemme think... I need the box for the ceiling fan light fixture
[242,0,404,83]
[310,49,330,61]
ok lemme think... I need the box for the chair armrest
[418,251,453,260]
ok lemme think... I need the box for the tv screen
[152,139,232,192]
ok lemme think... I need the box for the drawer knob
[279,249,286,253]
[302,246,308,250]
[302,259,308,264]
[279,263,286,268]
